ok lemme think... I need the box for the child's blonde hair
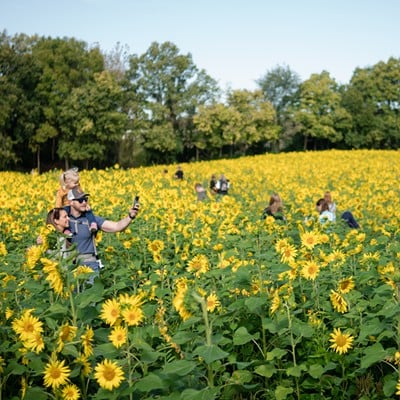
[59,168,80,190]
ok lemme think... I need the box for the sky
[1,0,400,91]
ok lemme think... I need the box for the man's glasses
[73,197,88,203]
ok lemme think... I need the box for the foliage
[342,57,400,149]
[1,150,400,399]
[291,71,352,150]
[2,30,400,171]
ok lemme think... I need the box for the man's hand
[128,204,140,220]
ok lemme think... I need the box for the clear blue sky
[1,0,399,90]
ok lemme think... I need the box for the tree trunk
[36,146,41,174]
[303,135,308,151]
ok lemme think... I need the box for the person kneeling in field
[316,198,359,228]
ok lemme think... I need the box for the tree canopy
[1,30,400,171]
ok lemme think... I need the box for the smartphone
[133,195,140,207]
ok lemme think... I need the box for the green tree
[226,89,279,155]
[343,57,400,148]
[194,90,278,157]
[59,71,127,169]
[291,71,352,150]
[30,36,104,171]
[256,64,301,150]
[125,41,219,164]
[0,31,42,170]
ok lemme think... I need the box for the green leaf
[357,318,384,342]
[275,385,294,400]
[135,373,166,392]
[61,343,80,358]
[46,303,69,317]
[162,359,197,376]
[193,344,229,364]
[181,387,219,400]
[244,296,265,314]
[266,347,287,360]
[7,360,26,375]
[254,364,277,378]
[308,363,324,379]
[230,369,253,384]
[286,363,307,377]
[25,387,48,400]
[233,326,259,345]
[383,374,397,397]
[360,343,387,369]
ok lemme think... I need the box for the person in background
[316,198,335,224]
[215,174,230,195]
[324,191,337,216]
[66,187,140,278]
[322,192,360,228]
[174,165,184,180]
[209,174,218,194]
[55,168,98,233]
[262,193,286,221]
[194,183,208,202]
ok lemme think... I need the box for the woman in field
[262,193,286,221]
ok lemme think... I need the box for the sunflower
[118,292,145,308]
[330,290,348,313]
[109,326,127,348]
[307,310,322,327]
[24,245,44,270]
[301,261,320,280]
[187,254,209,277]
[94,359,125,391]
[42,259,65,296]
[61,384,80,400]
[301,231,320,250]
[0,242,7,256]
[147,239,165,253]
[24,332,45,353]
[81,327,94,357]
[12,309,44,341]
[75,355,92,377]
[43,356,71,389]
[100,298,121,326]
[73,266,94,279]
[279,243,298,264]
[274,238,290,253]
[338,277,355,294]
[192,238,204,247]
[172,278,192,321]
[121,306,144,326]
[270,291,281,314]
[396,380,400,396]
[213,243,223,252]
[206,293,220,312]
[57,324,78,352]
[327,249,346,266]
[329,328,354,355]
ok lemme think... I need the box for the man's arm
[101,205,139,233]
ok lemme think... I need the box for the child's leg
[86,209,98,232]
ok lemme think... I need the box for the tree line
[1,30,399,172]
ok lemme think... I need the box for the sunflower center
[51,368,61,379]
[336,334,347,347]
[104,367,116,381]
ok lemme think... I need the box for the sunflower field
[1,150,400,400]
